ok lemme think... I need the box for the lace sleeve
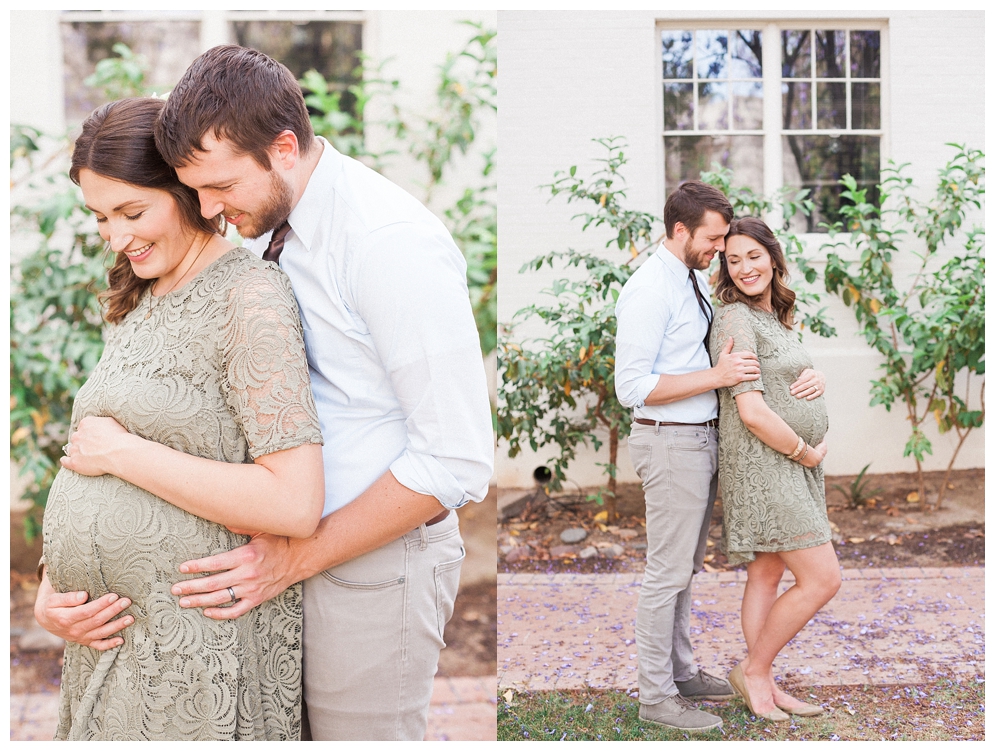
[220,265,323,460]
[709,303,765,397]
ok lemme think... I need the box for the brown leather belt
[634,418,718,428]
[425,509,451,526]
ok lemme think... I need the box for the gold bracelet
[786,435,805,460]
[796,444,810,463]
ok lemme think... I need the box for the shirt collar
[286,136,341,253]
[655,240,694,281]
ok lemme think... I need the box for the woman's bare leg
[740,543,841,712]
[739,553,785,712]
[742,553,784,649]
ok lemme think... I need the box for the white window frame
[60,10,366,51]
[658,19,889,232]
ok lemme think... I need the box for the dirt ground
[10,490,497,696]
[498,469,984,574]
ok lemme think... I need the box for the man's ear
[269,130,300,171]
[672,221,690,241]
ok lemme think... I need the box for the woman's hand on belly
[789,368,826,401]
[35,570,134,650]
[60,416,136,477]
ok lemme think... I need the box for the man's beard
[683,236,711,271]
[235,170,295,239]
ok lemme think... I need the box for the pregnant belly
[43,469,246,605]
[770,393,829,446]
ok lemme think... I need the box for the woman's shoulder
[714,300,758,323]
[208,247,295,296]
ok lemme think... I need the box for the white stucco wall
[497,10,985,489]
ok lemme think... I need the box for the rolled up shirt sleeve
[614,283,670,409]
[355,223,494,509]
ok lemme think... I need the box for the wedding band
[62,443,71,456]
[227,586,237,603]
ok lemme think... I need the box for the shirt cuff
[390,451,479,510]
[630,374,662,409]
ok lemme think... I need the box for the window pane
[61,20,201,124]
[664,83,694,130]
[782,82,812,129]
[697,30,728,79]
[850,30,880,78]
[817,82,846,129]
[698,81,729,130]
[783,134,880,232]
[852,82,880,129]
[662,30,693,79]
[733,81,763,129]
[231,21,362,82]
[730,30,762,78]
[781,30,811,78]
[665,135,763,196]
[815,30,846,78]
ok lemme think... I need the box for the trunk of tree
[914,456,927,512]
[934,429,970,510]
[906,398,929,512]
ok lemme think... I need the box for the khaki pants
[301,512,464,740]
[627,422,718,705]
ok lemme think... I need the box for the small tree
[498,138,656,520]
[10,42,156,538]
[10,128,109,538]
[497,138,827,521]
[821,145,985,508]
[300,57,399,172]
[400,22,497,354]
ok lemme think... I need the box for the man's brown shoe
[676,669,736,701]
[638,694,723,732]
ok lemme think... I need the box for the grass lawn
[497,678,984,741]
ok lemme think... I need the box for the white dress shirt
[614,244,718,423]
[248,139,493,516]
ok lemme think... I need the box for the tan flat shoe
[775,700,824,717]
[728,663,790,722]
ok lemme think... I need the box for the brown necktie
[262,221,292,264]
[689,270,713,349]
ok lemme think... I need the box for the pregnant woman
[35,97,324,740]
[709,217,841,721]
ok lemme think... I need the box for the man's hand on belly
[35,571,134,650]
[171,533,297,619]
[172,470,449,620]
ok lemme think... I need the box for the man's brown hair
[663,180,734,239]
[154,45,314,170]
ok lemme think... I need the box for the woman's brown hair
[715,217,796,329]
[70,97,223,324]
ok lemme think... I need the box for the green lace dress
[709,302,831,566]
[43,248,323,740]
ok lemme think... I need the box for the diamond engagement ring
[62,442,71,456]
[227,586,237,603]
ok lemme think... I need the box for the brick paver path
[10,676,497,741]
[499,567,984,692]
